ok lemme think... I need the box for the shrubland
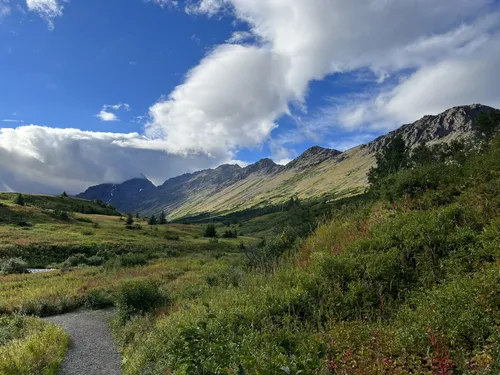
[111,135,500,374]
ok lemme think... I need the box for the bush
[75,217,93,224]
[86,256,105,266]
[65,254,88,267]
[117,281,164,321]
[84,290,113,309]
[119,253,148,267]
[0,258,28,275]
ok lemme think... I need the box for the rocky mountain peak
[368,104,500,153]
[243,158,282,175]
[287,146,342,170]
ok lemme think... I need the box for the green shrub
[116,281,164,321]
[119,253,147,267]
[65,253,88,267]
[86,256,105,266]
[84,290,113,309]
[0,258,28,275]
[75,217,93,224]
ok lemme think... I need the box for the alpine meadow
[1,1,500,374]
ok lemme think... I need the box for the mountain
[78,104,499,217]
[78,177,155,210]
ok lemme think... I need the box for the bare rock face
[286,146,342,170]
[368,104,499,153]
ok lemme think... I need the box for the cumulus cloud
[153,0,499,157]
[95,103,130,122]
[26,0,64,29]
[336,33,500,131]
[0,126,231,194]
[146,44,291,155]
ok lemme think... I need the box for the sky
[1,0,500,194]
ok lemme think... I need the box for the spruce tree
[148,214,157,225]
[159,211,167,225]
[14,193,25,206]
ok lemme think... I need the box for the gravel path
[44,309,122,375]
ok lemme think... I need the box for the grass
[0,315,69,375]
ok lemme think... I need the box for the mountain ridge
[78,104,500,217]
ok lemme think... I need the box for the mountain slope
[78,104,499,218]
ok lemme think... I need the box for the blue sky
[1,0,499,193]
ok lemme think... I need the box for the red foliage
[428,328,455,375]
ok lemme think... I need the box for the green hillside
[1,132,500,374]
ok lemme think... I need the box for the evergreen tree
[126,213,134,226]
[368,135,410,185]
[14,193,25,206]
[204,224,217,238]
[159,211,167,225]
[136,212,140,219]
[148,214,157,225]
[61,191,68,198]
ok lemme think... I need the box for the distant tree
[136,212,140,219]
[126,213,134,226]
[476,111,500,139]
[148,214,157,225]
[368,135,410,185]
[61,191,68,198]
[159,211,167,225]
[14,193,25,206]
[204,224,217,238]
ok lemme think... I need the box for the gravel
[44,309,122,375]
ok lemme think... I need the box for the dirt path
[44,309,122,375]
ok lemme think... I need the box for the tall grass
[0,316,69,375]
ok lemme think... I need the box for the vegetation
[204,224,217,238]
[0,315,68,375]
[108,134,500,374]
[2,124,500,373]
[0,257,28,275]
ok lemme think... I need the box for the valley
[1,105,500,374]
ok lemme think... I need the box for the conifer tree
[159,211,167,225]
[148,214,157,225]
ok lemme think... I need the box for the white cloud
[147,44,291,155]
[95,103,130,122]
[0,0,10,21]
[185,0,226,16]
[0,126,231,194]
[2,119,23,123]
[226,31,253,44]
[159,0,499,157]
[96,111,119,122]
[26,0,64,30]
[145,0,178,8]
[336,33,500,131]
